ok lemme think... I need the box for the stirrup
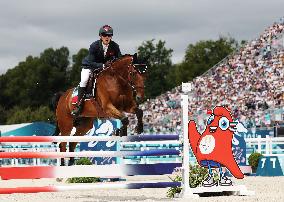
[71,105,81,116]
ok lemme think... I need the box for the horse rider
[71,25,122,117]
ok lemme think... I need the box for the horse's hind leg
[68,118,94,166]
[57,121,73,166]
[59,142,67,166]
[55,89,75,166]
[68,142,78,166]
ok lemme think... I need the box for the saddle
[85,69,99,98]
[71,68,104,104]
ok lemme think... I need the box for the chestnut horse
[52,55,146,165]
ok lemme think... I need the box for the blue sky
[0,0,283,74]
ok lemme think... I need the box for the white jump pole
[0,135,179,143]
[181,82,199,198]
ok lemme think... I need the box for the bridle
[102,56,146,101]
[128,64,145,98]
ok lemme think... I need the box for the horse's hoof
[115,128,127,136]
[61,160,66,166]
[136,129,143,134]
[121,128,128,136]
[68,160,75,166]
[115,129,121,136]
[73,119,79,127]
[135,125,143,134]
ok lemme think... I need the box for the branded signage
[80,119,121,165]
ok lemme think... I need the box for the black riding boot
[71,87,86,117]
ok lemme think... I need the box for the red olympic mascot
[188,106,244,187]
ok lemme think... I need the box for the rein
[116,64,143,98]
[97,56,144,100]
[129,67,144,98]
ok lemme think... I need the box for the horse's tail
[50,91,64,111]
[50,92,64,137]
[52,122,60,137]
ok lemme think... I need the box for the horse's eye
[130,71,136,78]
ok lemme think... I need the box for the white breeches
[79,68,91,87]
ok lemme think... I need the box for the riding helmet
[99,25,113,36]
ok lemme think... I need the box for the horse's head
[129,62,147,104]
[111,54,147,104]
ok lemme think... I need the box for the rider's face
[100,34,112,45]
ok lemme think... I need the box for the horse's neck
[112,62,129,78]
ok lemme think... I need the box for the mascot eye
[207,114,214,125]
[219,117,229,130]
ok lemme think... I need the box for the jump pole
[0,134,179,143]
[0,149,180,159]
[180,82,199,198]
[0,182,182,194]
[0,163,182,180]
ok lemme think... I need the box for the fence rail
[245,135,284,156]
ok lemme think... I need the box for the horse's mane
[98,55,133,75]
[110,55,133,69]
[112,54,132,64]
[111,54,147,74]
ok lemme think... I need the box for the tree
[0,74,9,108]
[6,106,54,124]
[0,105,7,124]
[137,39,174,98]
[1,47,70,109]
[67,48,88,86]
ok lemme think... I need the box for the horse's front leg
[118,117,129,137]
[135,108,143,134]
[105,104,128,136]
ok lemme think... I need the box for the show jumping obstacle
[0,135,186,195]
[0,83,253,198]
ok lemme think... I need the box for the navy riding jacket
[82,40,121,69]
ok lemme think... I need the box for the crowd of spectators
[128,18,284,134]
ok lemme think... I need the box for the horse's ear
[133,53,138,64]
[133,53,148,65]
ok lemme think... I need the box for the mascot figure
[188,106,244,187]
